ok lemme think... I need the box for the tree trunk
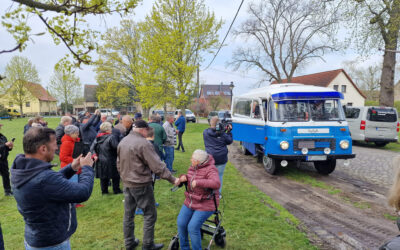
[379,46,397,107]
[19,103,23,116]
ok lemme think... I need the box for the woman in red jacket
[177,150,220,250]
[59,125,80,168]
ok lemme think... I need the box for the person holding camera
[0,123,13,196]
[203,116,233,194]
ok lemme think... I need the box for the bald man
[115,115,134,137]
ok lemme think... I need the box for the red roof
[271,69,366,98]
[25,82,57,102]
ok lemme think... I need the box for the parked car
[345,106,399,147]
[175,109,196,123]
[152,110,165,121]
[100,109,119,117]
[7,109,22,117]
[207,110,232,125]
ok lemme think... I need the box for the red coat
[59,135,81,173]
[182,155,220,211]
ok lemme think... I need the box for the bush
[0,104,8,117]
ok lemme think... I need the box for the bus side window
[251,100,262,120]
[262,100,268,121]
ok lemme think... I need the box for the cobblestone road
[333,145,400,189]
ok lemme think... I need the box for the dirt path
[228,142,399,250]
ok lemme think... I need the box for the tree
[1,0,140,66]
[208,96,223,111]
[95,20,140,112]
[342,59,381,101]
[341,0,400,107]
[48,66,82,114]
[230,0,340,83]
[2,56,40,115]
[143,0,222,111]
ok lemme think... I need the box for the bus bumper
[267,154,356,160]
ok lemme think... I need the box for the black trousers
[176,132,185,151]
[0,223,3,250]
[0,163,11,193]
[100,176,121,194]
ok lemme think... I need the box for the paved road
[334,145,399,189]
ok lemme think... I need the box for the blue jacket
[80,114,100,145]
[175,116,186,133]
[203,128,233,165]
[11,155,94,248]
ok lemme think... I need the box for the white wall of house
[328,72,365,107]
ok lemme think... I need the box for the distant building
[198,83,233,111]
[271,69,366,106]
[0,81,57,116]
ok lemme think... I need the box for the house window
[9,102,13,107]
[341,85,347,93]
[224,91,231,95]
[333,85,338,91]
[26,102,30,107]
[206,91,213,95]
[215,91,220,95]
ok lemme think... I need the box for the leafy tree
[2,56,40,115]
[0,104,8,117]
[95,20,140,111]
[143,0,223,111]
[1,0,140,66]
[208,96,223,111]
[342,0,400,106]
[48,65,82,114]
[230,0,340,83]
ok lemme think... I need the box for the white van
[345,106,399,147]
[175,109,196,123]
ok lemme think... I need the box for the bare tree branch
[0,43,22,54]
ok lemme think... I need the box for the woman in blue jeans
[177,150,220,250]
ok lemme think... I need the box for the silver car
[345,106,399,147]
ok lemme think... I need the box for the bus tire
[263,155,278,175]
[314,159,336,175]
[240,142,251,155]
[374,142,388,147]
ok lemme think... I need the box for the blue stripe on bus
[271,91,344,101]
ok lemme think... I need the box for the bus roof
[236,83,344,100]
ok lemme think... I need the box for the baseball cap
[134,120,149,129]
[134,113,142,119]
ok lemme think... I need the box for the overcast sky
[0,0,387,96]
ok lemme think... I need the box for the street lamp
[229,81,235,106]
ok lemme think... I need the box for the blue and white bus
[231,83,355,175]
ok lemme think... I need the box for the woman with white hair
[90,122,121,194]
[59,125,80,168]
[177,149,220,250]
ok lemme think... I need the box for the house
[197,83,233,112]
[1,81,57,116]
[271,69,366,106]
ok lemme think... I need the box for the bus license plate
[306,155,327,161]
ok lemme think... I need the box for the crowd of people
[0,108,236,250]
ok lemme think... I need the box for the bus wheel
[314,159,336,175]
[263,155,278,175]
[240,142,251,155]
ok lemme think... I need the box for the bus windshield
[269,99,345,122]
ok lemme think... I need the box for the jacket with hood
[79,114,100,145]
[117,131,176,188]
[203,128,233,165]
[11,155,94,248]
[182,155,220,211]
[90,132,119,179]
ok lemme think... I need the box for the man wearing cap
[134,112,142,121]
[0,123,14,196]
[118,120,180,250]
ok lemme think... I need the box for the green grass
[0,118,315,249]
[384,213,398,221]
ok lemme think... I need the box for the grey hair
[192,149,208,163]
[165,114,174,120]
[64,125,79,135]
[106,116,114,123]
[60,116,72,125]
[210,116,219,128]
[100,122,112,132]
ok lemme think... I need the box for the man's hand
[192,180,197,188]
[174,178,181,186]
[179,175,187,182]
[95,109,101,115]
[226,124,232,132]
[93,155,98,162]
[5,141,13,149]
[80,152,94,167]
[71,155,82,171]
[176,129,179,134]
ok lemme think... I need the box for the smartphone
[11,138,15,142]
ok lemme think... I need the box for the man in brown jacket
[117,120,179,250]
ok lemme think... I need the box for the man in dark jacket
[203,116,233,194]
[55,116,72,155]
[80,109,101,155]
[175,111,186,152]
[0,124,14,196]
[118,120,180,250]
[11,127,94,249]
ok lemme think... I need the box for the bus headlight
[340,140,349,149]
[324,148,331,155]
[301,148,308,155]
[280,141,289,150]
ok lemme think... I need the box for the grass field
[0,118,315,250]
